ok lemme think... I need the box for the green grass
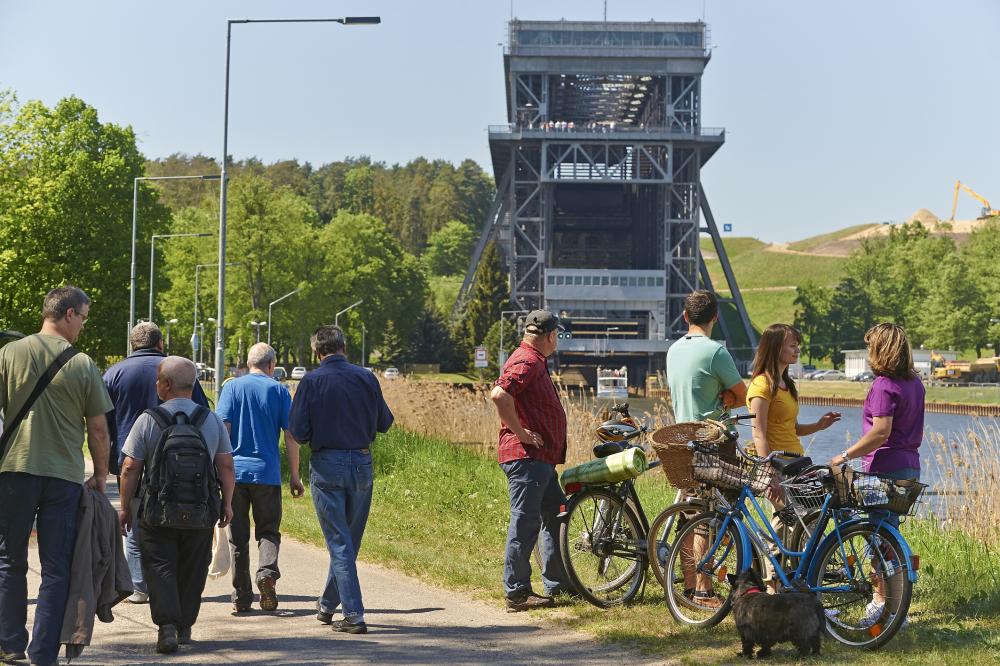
[708,251,846,290]
[280,429,1000,664]
[409,371,479,383]
[428,274,463,314]
[787,224,879,252]
[739,289,799,332]
[700,236,768,259]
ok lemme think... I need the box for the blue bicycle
[662,434,924,650]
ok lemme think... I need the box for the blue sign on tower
[723,223,732,232]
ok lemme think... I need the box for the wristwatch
[839,449,851,464]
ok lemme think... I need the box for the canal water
[617,397,994,511]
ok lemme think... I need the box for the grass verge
[280,428,1000,665]
[798,380,1000,406]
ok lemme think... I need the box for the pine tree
[463,241,510,357]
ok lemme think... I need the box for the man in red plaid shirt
[490,310,571,611]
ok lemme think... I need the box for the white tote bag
[207,524,232,579]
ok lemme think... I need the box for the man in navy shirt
[103,322,209,603]
[289,325,393,635]
[216,342,303,613]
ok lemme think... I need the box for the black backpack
[138,405,220,530]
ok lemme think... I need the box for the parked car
[814,370,846,381]
[291,366,307,380]
[803,369,828,380]
[383,367,400,380]
[272,366,287,381]
[852,370,875,382]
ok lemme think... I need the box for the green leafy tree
[462,241,510,368]
[826,277,869,368]
[342,165,375,215]
[406,303,458,369]
[962,219,1000,352]
[916,255,990,355]
[378,319,405,366]
[0,93,170,361]
[425,220,475,276]
[793,281,832,364]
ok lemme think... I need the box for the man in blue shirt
[104,322,209,603]
[289,325,393,635]
[216,342,303,613]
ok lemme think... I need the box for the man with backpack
[0,286,113,666]
[103,322,210,604]
[216,342,303,613]
[117,356,234,655]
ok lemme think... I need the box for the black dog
[727,569,824,659]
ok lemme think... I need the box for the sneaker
[125,591,149,604]
[0,650,27,664]
[156,625,178,654]
[859,602,910,629]
[177,627,192,645]
[257,576,278,611]
[505,592,554,612]
[691,590,723,608]
[316,601,334,625]
[233,600,252,613]
[331,619,367,634]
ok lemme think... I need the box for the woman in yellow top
[747,323,840,457]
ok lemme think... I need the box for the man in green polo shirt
[0,285,112,666]
[666,290,746,423]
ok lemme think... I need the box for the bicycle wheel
[664,511,746,627]
[809,522,913,649]
[645,501,706,588]
[559,488,646,608]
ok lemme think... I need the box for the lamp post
[361,323,367,368]
[215,15,381,398]
[129,174,221,345]
[193,262,240,362]
[499,309,529,368]
[149,233,211,322]
[335,299,363,327]
[164,318,178,354]
[249,320,266,344]
[605,326,620,356]
[267,288,302,345]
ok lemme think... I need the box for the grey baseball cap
[524,309,563,334]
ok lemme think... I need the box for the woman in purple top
[827,322,924,624]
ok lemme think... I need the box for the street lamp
[361,323,367,368]
[129,174,221,342]
[149,232,212,322]
[192,262,241,362]
[335,299,363,327]
[605,326,620,356]
[499,309,529,368]
[250,320,267,344]
[164,318,178,354]
[268,287,302,345]
[215,15,381,397]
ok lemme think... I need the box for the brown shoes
[505,591,555,612]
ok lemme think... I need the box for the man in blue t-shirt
[216,342,304,613]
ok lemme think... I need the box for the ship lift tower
[457,19,756,385]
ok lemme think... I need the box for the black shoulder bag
[0,346,80,464]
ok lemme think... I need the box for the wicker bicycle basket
[650,421,730,490]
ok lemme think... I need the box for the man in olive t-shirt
[666,290,746,423]
[0,286,112,666]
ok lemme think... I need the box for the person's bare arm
[721,380,748,409]
[490,385,541,448]
[748,396,771,456]
[85,413,110,494]
[796,411,842,436]
[117,455,143,535]
[284,430,304,497]
[214,453,235,527]
[828,415,893,466]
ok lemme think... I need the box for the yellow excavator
[950,180,1000,220]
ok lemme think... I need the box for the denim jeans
[229,483,282,606]
[125,506,146,595]
[500,458,570,598]
[309,449,373,621]
[0,472,82,666]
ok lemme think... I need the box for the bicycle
[661,436,925,650]
[557,403,663,608]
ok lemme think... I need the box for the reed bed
[378,376,674,466]
[927,418,1000,545]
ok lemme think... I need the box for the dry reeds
[927,418,1000,544]
[378,377,675,466]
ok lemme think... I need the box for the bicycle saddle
[770,455,812,477]
[592,441,625,458]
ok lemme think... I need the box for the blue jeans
[868,467,921,530]
[125,513,146,595]
[0,472,81,666]
[309,449,373,621]
[500,458,570,598]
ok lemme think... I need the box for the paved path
[22,477,669,665]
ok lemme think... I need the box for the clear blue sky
[2,0,998,242]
